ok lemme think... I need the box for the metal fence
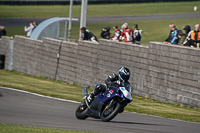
[0,0,199,5]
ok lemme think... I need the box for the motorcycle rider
[86,67,131,104]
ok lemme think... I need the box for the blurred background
[0,0,199,44]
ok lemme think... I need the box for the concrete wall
[147,42,200,107]
[0,35,199,107]
[12,36,61,79]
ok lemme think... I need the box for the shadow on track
[86,119,172,127]
[110,120,171,127]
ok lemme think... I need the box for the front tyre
[75,103,88,120]
[100,100,121,122]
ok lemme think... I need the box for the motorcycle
[75,82,132,122]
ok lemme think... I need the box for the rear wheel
[75,103,88,120]
[100,99,121,122]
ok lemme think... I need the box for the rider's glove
[113,80,120,85]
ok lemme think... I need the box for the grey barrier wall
[148,42,200,107]
[0,35,199,107]
[13,36,60,79]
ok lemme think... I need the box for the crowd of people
[163,23,200,49]
[24,21,37,37]
[80,22,142,44]
[80,22,200,49]
[0,26,6,38]
[3,20,199,50]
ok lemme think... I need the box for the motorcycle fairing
[86,97,103,119]
[119,87,132,101]
[97,87,123,104]
[86,88,122,119]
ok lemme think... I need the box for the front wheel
[100,99,121,122]
[75,103,88,120]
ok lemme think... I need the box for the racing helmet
[118,67,130,81]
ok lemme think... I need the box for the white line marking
[0,86,80,104]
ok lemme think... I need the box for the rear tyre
[75,103,88,120]
[100,100,121,122]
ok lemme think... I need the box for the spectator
[133,24,142,44]
[32,21,37,31]
[24,22,34,37]
[170,25,179,45]
[118,23,134,43]
[182,25,191,46]
[163,24,179,45]
[186,24,200,48]
[110,26,121,41]
[178,31,186,45]
[163,24,173,44]
[80,27,98,42]
[101,26,110,39]
[0,26,6,38]
[183,25,191,37]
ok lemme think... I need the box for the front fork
[104,99,114,110]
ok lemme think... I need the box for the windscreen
[122,82,131,92]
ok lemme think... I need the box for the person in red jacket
[118,23,134,43]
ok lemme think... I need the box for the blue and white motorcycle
[75,82,132,122]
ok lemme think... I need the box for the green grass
[0,2,200,18]
[0,69,200,123]
[126,97,200,122]
[0,70,91,102]
[6,18,200,44]
[0,123,100,133]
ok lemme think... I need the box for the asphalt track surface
[1,12,200,27]
[1,87,200,133]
